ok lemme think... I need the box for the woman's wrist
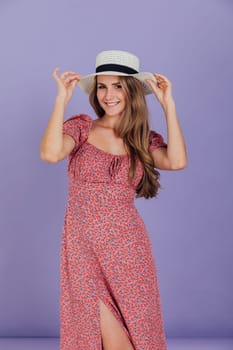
[162,97,176,113]
[55,95,69,108]
[56,94,67,102]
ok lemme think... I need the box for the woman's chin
[103,110,124,117]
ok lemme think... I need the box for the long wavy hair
[89,75,162,199]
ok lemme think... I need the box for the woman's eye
[97,85,105,89]
[116,84,122,89]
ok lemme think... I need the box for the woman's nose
[104,88,114,100]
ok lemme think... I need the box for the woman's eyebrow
[97,82,121,86]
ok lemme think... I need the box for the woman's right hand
[52,67,81,105]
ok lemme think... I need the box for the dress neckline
[85,118,129,158]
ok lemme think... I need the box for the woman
[40,50,187,350]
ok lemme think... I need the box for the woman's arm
[39,68,80,163]
[147,73,188,170]
[40,95,68,162]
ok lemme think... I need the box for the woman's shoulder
[148,129,167,152]
[62,114,93,144]
[63,113,93,125]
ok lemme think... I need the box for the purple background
[0,0,232,339]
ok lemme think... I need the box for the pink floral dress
[60,114,168,350]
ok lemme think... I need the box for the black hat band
[96,64,138,75]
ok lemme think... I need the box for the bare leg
[99,299,134,350]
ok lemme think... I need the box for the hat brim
[78,71,156,95]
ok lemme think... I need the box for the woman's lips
[105,101,120,107]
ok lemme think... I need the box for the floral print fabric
[60,114,167,349]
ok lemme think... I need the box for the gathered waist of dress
[68,180,136,209]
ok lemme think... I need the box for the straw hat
[78,50,157,95]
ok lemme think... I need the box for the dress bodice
[62,114,167,193]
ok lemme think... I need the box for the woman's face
[96,75,127,117]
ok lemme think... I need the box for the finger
[154,75,165,83]
[64,76,81,85]
[52,67,61,81]
[61,74,80,84]
[52,67,60,76]
[71,79,78,88]
[60,71,78,79]
[67,73,81,79]
[154,73,170,83]
[154,73,166,78]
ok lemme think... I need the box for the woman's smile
[104,101,120,107]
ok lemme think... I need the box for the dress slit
[98,297,135,350]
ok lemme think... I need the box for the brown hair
[89,75,162,199]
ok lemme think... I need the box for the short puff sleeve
[148,130,167,153]
[63,115,81,149]
[63,114,91,153]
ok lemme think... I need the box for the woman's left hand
[146,73,174,109]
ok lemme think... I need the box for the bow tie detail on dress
[109,156,122,179]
